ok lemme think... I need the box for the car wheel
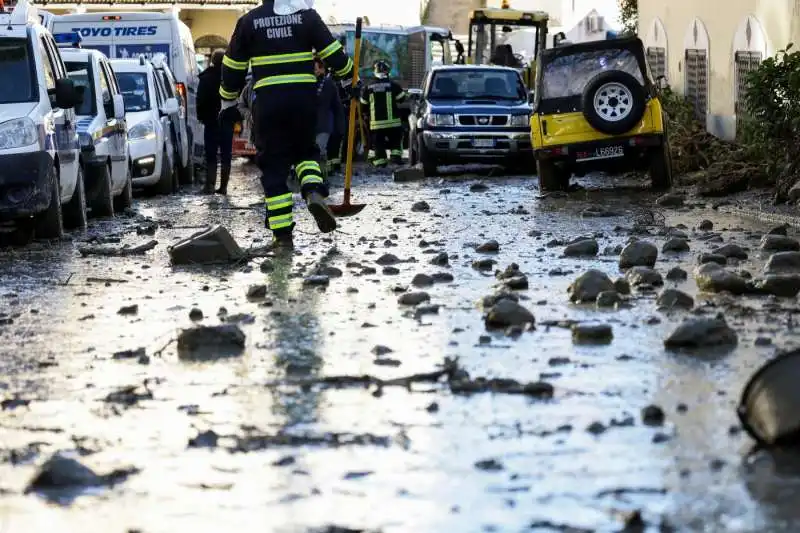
[63,165,87,230]
[90,164,114,218]
[649,138,674,191]
[34,164,64,241]
[114,164,133,212]
[155,146,174,196]
[537,159,570,192]
[581,71,646,136]
[417,134,437,177]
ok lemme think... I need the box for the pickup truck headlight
[0,118,37,150]
[510,114,530,127]
[426,113,455,127]
[128,120,156,141]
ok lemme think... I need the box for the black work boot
[216,164,230,195]
[271,231,294,252]
[203,163,217,194]
[305,191,337,233]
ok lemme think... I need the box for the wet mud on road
[1,162,800,532]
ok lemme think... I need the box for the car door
[157,67,187,167]
[151,70,173,165]
[97,59,127,189]
[40,33,79,200]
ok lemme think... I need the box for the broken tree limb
[77,240,157,257]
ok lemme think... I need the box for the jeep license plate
[576,145,625,161]
[472,138,496,148]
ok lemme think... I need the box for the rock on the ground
[572,323,613,343]
[177,324,246,361]
[657,289,694,309]
[664,316,738,349]
[168,225,245,265]
[393,167,425,182]
[496,263,521,280]
[476,240,500,253]
[619,241,658,269]
[411,201,430,212]
[713,243,748,260]
[376,253,401,265]
[694,263,748,294]
[666,267,688,281]
[26,453,138,492]
[662,238,690,253]
[752,274,800,297]
[768,224,790,236]
[472,258,497,270]
[656,193,685,207]
[699,253,727,266]
[504,275,529,290]
[480,291,519,309]
[642,405,666,426]
[568,269,615,303]
[411,273,434,287]
[246,284,267,300]
[760,235,800,252]
[563,239,599,257]
[303,275,330,287]
[485,299,535,329]
[429,252,449,266]
[625,266,663,287]
[596,291,621,308]
[698,220,714,231]
[614,278,631,295]
[398,292,430,305]
[764,252,800,274]
[432,272,454,283]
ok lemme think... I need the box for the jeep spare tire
[581,71,646,135]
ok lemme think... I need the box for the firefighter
[219,0,360,251]
[360,60,407,167]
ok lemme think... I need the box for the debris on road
[664,315,738,349]
[77,239,157,257]
[168,226,246,265]
[619,241,658,269]
[568,270,615,303]
[176,325,246,361]
[26,453,139,494]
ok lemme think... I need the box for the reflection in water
[744,449,800,531]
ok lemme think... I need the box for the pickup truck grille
[457,115,509,126]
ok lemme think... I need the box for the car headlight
[0,118,37,150]
[426,113,455,127]
[128,120,156,141]
[510,114,530,127]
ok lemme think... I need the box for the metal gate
[684,48,708,122]
[646,46,666,79]
[734,50,762,116]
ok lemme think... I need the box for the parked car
[110,57,178,195]
[49,11,203,165]
[529,37,673,191]
[57,34,133,216]
[150,53,192,185]
[407,65,534,176]
[0,1,87,241]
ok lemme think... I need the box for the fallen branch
[77,239,157,257]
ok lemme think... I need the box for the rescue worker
[219,0,359,250]
[313,56,345,180]
[360,60,407,167]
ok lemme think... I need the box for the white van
[49,12,203,166]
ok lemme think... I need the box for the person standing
[313,57,345,180]
[219,0,359,251]
[197,50,238,195]
[360,60,407,167]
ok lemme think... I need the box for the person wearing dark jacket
[313,57,344,179]
[197,50,239,194]
[219,0,359,251]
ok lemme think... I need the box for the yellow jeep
[529,37,673,191]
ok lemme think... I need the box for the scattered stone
[582,206,620,217]
[760,235,800,252]
[752,274,800,298]
[117,304,138,316]
[619,241,658,269]
[698,220,714,231]
[382,266,400,275]
[176,325,246,361]
[303,275,330,287]
[596,291,621,308]
[376,253,401,265]
[603,245,623,256]
[26,453,138,493]
[411,201,430,212]
[188,430,219,448]
[587,421,606,435]
[699,253,727,266]
[755,337,772,346]
[429,252,449,266]
[472,258,497,271]
[563,239,599,257]
[318,266,343,278]
[764,252,800,274]
[694,263,748,294]
[572,323,613,344]
[485,299,535,329]
[666,267,688,281]
[411,273,434,287]
[568,269,615,303]
[656,289,694,310]
[614,278,631,295]
[768,224,790,236]
[480,291,519,309]
[469,183,489,192]
[397,292,430,306]
[371,345,393,356]
[712,243,748,260]
[625,266,663,287]
[664,315,738,349]
[642,405,666,426]
[504,275,529,290]
[474,458,503,471]
[656,193,685,207]
[246,284,267,300]
[168,225,245,265]
[259,260,274,273]
[476,240,500,253]
[662,238,690,253]
[431,272,454,283]
[393,167,425,182]
[189,308,203,321]
[496,263,522,279]
[414,304,440,318]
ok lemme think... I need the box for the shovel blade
[329,203,366,217]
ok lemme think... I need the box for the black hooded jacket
[197,63,222,126]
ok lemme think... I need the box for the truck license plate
[576,145,624,161]
[473,138,496,148]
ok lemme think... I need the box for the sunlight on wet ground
[0,163,799,532]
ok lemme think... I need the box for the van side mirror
[161,97,179,116]
[112,93,125,120]
[53,78,78,109]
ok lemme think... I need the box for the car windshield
[116,72,150,112]
[429,69,526,100]
[0,38,35,104]
[65,61,96,116]
[541,48,644,100]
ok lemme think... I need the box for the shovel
[329,16,366,218]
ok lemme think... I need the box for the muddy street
[1,161,800,532]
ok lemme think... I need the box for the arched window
[644,18,668,80]
[683,18,709,122]
[733,15,768,136]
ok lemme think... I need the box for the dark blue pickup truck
[407,65,533,176]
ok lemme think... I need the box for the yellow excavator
[466,0,548,88]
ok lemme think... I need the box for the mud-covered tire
[155,147,174,196]
[537,159,570,192]
[581,71,646,136]
[417,134,437,177]
[63,165,87,230]
[114,164,133,212]
[649,138,674,191]
[34,165,64,240]
[90,164,114,218]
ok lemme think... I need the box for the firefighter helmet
[373,60,390,78]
